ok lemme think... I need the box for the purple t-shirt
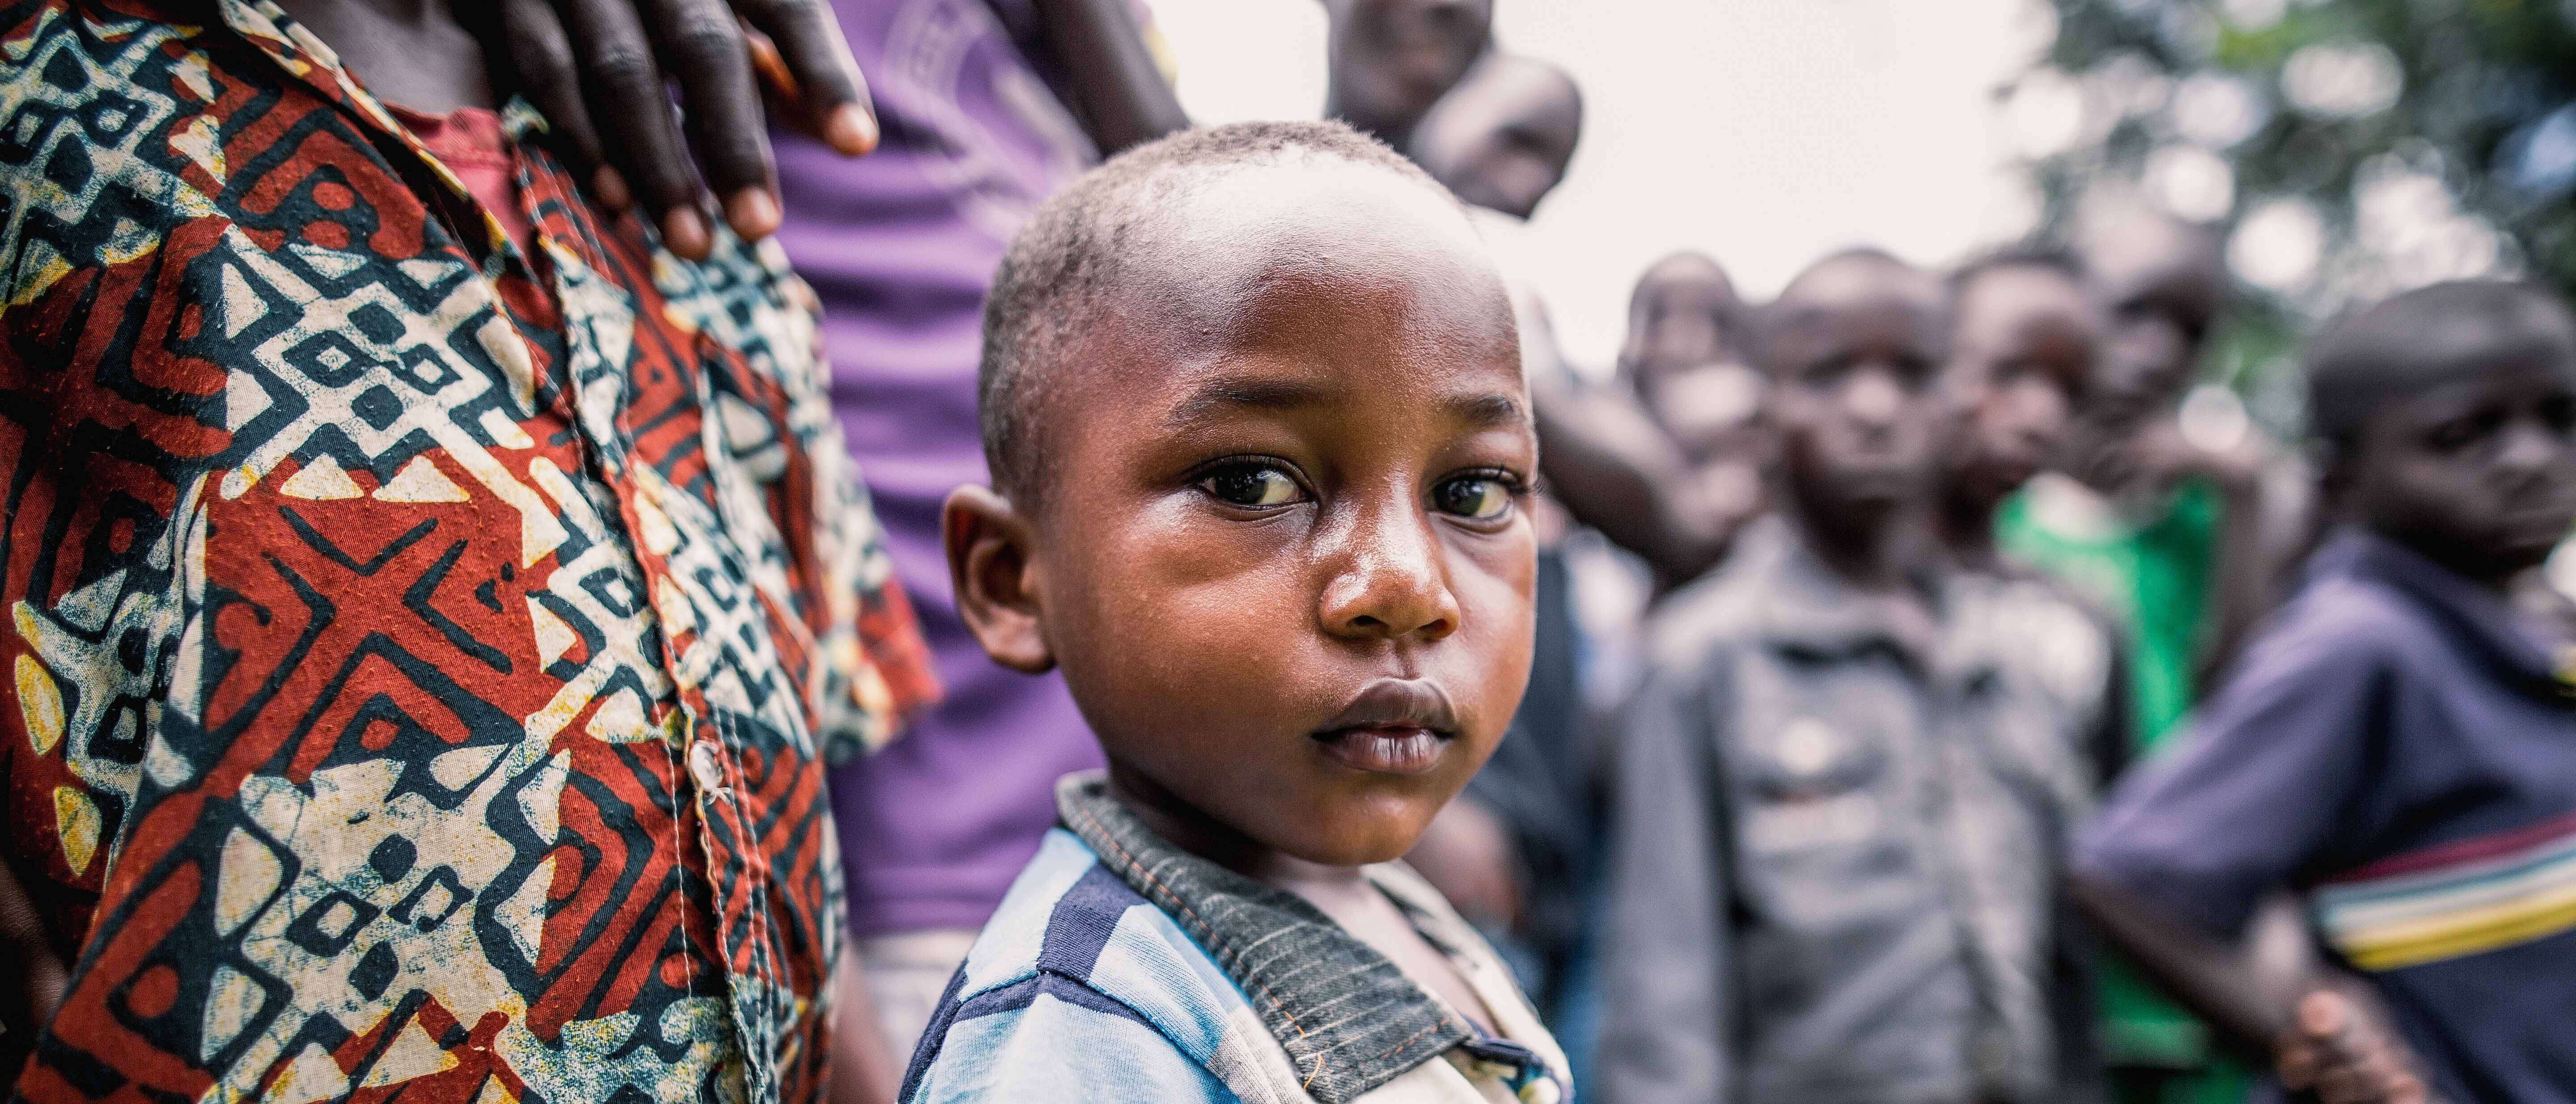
[774,0,1103,936]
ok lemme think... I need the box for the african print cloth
[0,1,937,1100]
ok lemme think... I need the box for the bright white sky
[1142,0,2055,375]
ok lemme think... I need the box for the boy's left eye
[1432,474,1517,521]
[1198,462,1305,508]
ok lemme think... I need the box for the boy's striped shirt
[2313,809,2576,971]
[899,775,1571,1104]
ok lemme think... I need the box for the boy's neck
[1936,484,2004,572]
[273,0,496,114]
[1104,762,1372,894]
[1786,492,1917,592]
[2369,521,2525,596]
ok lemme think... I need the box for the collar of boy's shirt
[1055,773,1538,1104]
[200,0,544,266]
[2317,526,2576,702]
[1734,515,1997,689]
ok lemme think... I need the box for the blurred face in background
[1322,0,1494,144]
[1651,361,1770,528]
[2082,216,2222,432]
[1944,263,2102,509]
[1407,53,1581,220]
[1622,252,1750,410]
[2342,342,2576,587]
[1761,255,1952,536]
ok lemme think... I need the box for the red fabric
[0,3,933,1100]
[387,103,542,261]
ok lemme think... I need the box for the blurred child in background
[2078,279,2576,1104]
[1624,253,1771,567]
[1994,207,2296,1104]
[1599,250,2097,1104]
[1939,250,2134,790]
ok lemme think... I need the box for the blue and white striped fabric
[898,778,1570,1104]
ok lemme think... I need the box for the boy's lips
[1310,678,1458,777]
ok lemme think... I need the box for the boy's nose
[2495,415,2565,474]
[1319,507,1462,643]
[1846,371,1903,429]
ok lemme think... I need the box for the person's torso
[1654,522,2086,1104]
[1997,473,2218,749]
[773,0,1108,931]
[0,3,930,1097]
[2276,544,2576,1104]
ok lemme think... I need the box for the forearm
[831,950,905,1104]
[1533,383,1740,584]
[1030,0,1188,155]
[2196,472,2275,692]
[2065,871,2286,1053]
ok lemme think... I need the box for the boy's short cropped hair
[1949,243,2088,294]
[2306,280,2576,450]
[977,121,1451,502]
[1749,245,1943,369]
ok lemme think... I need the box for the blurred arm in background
[1030,0,1190,154]
[2068,879,2428,1104]
[1533,376,1754,588]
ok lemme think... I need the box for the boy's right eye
[1198,463,1305,508]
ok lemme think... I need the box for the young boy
[1596,249,2096,1104]
[1997,207,2279,752]
[905,122,1569,1104]
[2078,279,2576,1104]
[1993,214,2281,1103]
[0,1,934,1100]
[1937,250,2133,788]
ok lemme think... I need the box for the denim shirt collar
[1054,773,1474,1103]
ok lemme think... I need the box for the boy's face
[2346,356,2576,583]
[1627,267,1745,403]
[2087,224,2220,431]
[1944,266,2100,507]
[1763,260,1950,532]
[1017,166,1534,868]
[1324,0,1493,142]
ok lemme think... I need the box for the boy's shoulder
[902,829,1298,1104]
[2245,549,2453,680]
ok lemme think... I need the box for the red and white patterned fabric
[0,1,938,1099]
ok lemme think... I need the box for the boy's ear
[943,485,1056,674]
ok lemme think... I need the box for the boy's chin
[1254,805,1441,869]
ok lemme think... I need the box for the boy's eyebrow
[1447,391,1529,429]
[1167,376,1531,431]
[1166,376,1332,427]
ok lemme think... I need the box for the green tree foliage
[2016,0,2576,416]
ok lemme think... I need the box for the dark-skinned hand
[2277,990,2432,1104]
[0,855,66,1073]
[496,0,880,261]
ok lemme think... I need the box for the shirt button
[1971,1028,2014,1082]
[688,741,726,794]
